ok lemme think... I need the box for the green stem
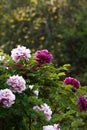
[29,114,31,130]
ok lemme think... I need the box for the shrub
[0,45,87,130]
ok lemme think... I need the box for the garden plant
[0,45,87,130]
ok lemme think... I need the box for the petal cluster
[33,103,52,121]
[64,77,80,89]
[7,75,26,93]
[35,49,53,65]
[0,89,15,107]
[33,89,39,96]
[43,124,60,130]
[11,45,31,62]
[77,96,87,111]
[29,85,39,96]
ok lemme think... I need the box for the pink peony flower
[40,103,52,121]
[33,89,39,96]
[29,85,34,90]
[33,103,52,121]
[0,89,15,108]
[11,45,31,62]
[53,124,60,130]
[43,125,54,130]
[64,77,80,89]
[7,75,26,93]
[29,85,39,96]
[43,124,60,130]
[35,49,53,65]
[33,105,40,111]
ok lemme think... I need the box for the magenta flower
[64,77,80,89]
[77,96,87,111]
[7,75,26,93]
[0,89,15,108]
[64,77,72,85]
[43,124,60,130]
[33,103,52,121]
[35,49,53,65]
[11,45,31,62]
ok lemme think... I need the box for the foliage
[0,0,87,85]
[0,45,87,130]
[60,0,87,77]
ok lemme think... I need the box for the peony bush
[0,45,87,130]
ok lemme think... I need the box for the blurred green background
[0,0,87,85]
